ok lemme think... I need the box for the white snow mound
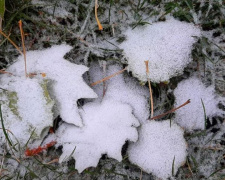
[120,18,201,83]
[128,120,187,180]
[56,99,140,173]
[6,45,97,127]
[174,77,219,131]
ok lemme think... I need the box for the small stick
[18,20,27,77]
[95,0,103,30]
[91,67,126,86]
[0,31,23,55]
[150,99,191,120]
[145,61,154,118]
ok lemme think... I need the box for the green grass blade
[0,0,5,18]
[24,128,36,149]
[172,156,175,176]
[201,98,207,130]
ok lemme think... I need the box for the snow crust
[56,99,140,173]
[174,77,219,131]
[120,18,201,83]
[89,62,150,123]
[6,45,97,127]
[128,120,187,180]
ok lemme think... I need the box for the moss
[6,91,21,120]
[40,80,53,106]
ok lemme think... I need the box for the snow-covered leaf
[0,77,54,146]
[174,77,221,131]
[128,120,187,180]
[6,45,97,127]
[89,62,150,123]
[56,99,140,173]
[119,18,201,83]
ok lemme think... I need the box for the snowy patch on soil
[128,120,187,180]
[119,18,201,83]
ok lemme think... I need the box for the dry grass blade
[91,67,127,86]
[0,30,23,55]
[18,20,27,77]
[145,60,154,118]
[95,0,103,30]
[150,99,191,120]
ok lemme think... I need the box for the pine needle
[95,0,103,30]
[145,60,154,118]
[18,20,28,77]
[0,30,23,55]
[150,99,191,120]
[91,67,126,86]
[0,69,13,75]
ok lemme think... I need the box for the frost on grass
[174,77,220,131]
[89,62,150,123]
[0,76,54,146]
[128,120,187,180]
[119,18,201,83]
[6,45,97,127]
[56,99,140,173]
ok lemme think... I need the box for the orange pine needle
[95,0,103,30]
[18,20,28,77]
[41,73,46,77]
[91,67,126,86]
[0,31,23,55]
[145,61,154,118]
[150,99,191,120]
[0,69,13,75]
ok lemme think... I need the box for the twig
[145,61,154,118]
[95,0,103,30]
[91,67,126,86]
[18,20,28,77]
[150,99,191,120]
[0,30,23,55]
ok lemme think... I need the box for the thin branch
[145,61,154,118]
[91,67,126,86]
[150,99,191,120]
